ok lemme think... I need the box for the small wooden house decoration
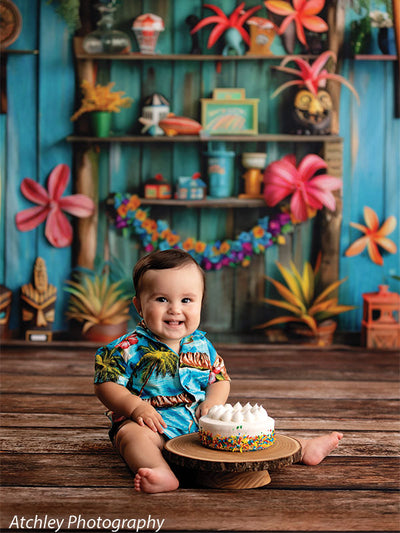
[144,173,172,199]
[20,257,57,342]
[361,285,400,349]
[0,285,13,339]
[246,17,276,56]
[139,93,170,136]
[176,172,206,200]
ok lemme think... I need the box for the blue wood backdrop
[1,0,399,338]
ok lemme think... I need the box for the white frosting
[199,402,275,439]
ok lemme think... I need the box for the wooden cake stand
[164,433,301,489]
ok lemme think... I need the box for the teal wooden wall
[1,0,399,337]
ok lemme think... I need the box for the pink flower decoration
[264,0,328,46]
[263,154,342,222]
[15,164,95,248]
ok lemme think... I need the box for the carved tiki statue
[20,257,57,341]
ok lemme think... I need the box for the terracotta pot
[83,322,128,344]
[291,319,337,347]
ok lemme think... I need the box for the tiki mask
[20,257,57,341]
[292,89,332,135]
[0,285,12,338]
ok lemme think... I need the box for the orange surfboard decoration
[158,113,202,136]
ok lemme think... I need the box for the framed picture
[201,98,259,135]
[212,88,246,100]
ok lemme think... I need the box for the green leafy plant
[255,254,356,334]
[64,257,133,334]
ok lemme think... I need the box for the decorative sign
[201,88,258,135]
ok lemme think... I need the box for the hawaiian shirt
[94,323,230,439]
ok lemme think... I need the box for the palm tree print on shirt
[134,343,178,396]
[94,346,126,383]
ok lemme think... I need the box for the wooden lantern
[361,285,400,349]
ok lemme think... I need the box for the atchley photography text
[8,514,165,532]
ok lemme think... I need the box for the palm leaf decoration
[64,257,133,334]
[255,253,356,334]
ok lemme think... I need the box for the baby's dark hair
[133,249,206,299]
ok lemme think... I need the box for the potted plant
[254,254,356,346]
[64,257,133,343]
[70,80,133,137]
[349,0,394,54]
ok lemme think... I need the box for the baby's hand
[195,400,213,420]
[130,402,167,433]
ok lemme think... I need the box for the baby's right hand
[130,401,167,434]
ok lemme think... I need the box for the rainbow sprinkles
[198,402,275,452]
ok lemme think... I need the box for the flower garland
[107,193,293,270]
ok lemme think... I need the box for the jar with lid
[83,3,131,54]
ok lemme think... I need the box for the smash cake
[198,402,275,452]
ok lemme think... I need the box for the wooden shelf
[73,37,314,62]
[67,134,343,144]
[139,197,266,208]
[0,49,39,55]
[354,54,397,61]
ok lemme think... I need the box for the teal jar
[204,149,236,198]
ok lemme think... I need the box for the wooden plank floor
[1,342,399,532]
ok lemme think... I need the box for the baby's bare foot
[300,431,343,466]
[134,467,179,493]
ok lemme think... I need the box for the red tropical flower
[263,153,342,222]
[264,0,328,46]
[191,2,262,48]
[271,51,360,102]
[345,207,397,266]
[15,164,95,248]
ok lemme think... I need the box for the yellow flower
[71,80,133,121]
[276,235,286,245]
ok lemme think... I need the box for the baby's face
[133,263,204,353]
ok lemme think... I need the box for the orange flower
[127,195,140,210]
[183,238,195,251]
[219,241,230,254]
[167,233,180,246]
[345,206,397,266]
[142,219,157,232]
[117,204,129,217]
[252,226,264,238]
[135,209,147,221]
[195,241,206,253]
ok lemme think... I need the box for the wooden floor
[1,341,399,532]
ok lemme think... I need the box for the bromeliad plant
[64,257,133,335]
[190,2,262,53]
[71,79,133,121]
[271,51,360,102]
[255,254,356,335]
